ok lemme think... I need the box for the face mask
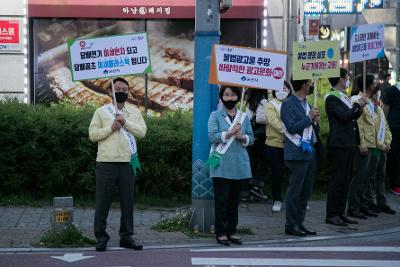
[345,79,350,89]
[115,92,128,103]
[276,91,289,101]
[308,85,314,95]
[222,99,238,109]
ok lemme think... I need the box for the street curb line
[1,226,400,253]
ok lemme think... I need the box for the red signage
[29,0,263,19]
[0,20,19,44]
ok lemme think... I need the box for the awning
[29,0,263,19]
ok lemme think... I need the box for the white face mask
[345,79,350,89]
[276,91,289,101]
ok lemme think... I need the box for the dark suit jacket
[325,91,363,148]
[281,95,320,161]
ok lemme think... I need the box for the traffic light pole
[191,0,220,233]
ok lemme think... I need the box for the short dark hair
[219,85,241,100]
[328,68,348,87]
[272,80,293,98]
[246,88,268,112]
[356,74,375,94]
[290,77,309,92]
[109,77,129,90]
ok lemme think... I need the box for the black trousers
[326,148,356,218]
[285,155,316,228]
[94,162,134,242]
[387,131,400,188]
[348,151,370,212]
[247,136,268,187]
[265,145,285,202]
[213,177,242,237]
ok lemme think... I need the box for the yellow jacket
[375,106,392,151]
[265,98,285,148]
[89,103,147,162]
[355,97,378,149]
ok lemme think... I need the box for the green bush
[0,99,192,199]
[0,100,96,198]
[0,89,338,201]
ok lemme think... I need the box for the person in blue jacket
[208,85,254,246]
[281,78,321,237]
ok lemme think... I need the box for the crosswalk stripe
[191,257,400,266]
[191,246,400,253]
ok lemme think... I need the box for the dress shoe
[347,210,367,219]
[120,239,143,250]
[299,225,317,235]
[378,205,396,215]
[96,240,107,252]
[340,215,358,224]
[369,204,381,213]
[216,236,231,246]
[326,217,348,226]
[227,234,242,245]
[360,208,378,217]
[285,226,307,237]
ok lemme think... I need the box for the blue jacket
[281,95,317,161]
[208,109,254,179]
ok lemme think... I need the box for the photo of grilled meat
[34,19,195,112]
[47,67,193,111]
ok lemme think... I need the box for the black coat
[325,92,363,148]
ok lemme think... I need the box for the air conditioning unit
[220,0,232,13]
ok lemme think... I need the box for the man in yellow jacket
[354,74,395,217]
[89,77,147,251]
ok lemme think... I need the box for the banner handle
[238,87,247,121]
[363,61,367,94]
[313,78,317,108]
[110,78,119,115]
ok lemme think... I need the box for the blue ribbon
[300,140,314,153]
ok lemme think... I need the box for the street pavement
[1,239,400,266]
[0,194,399,249]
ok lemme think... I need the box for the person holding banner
[325,68,366,226]
[89,77,147,252]
[351,74,394,217]
[281,78,320,237]
[265,80,292,212]
[353,75,396,215]
[208,85,254,246]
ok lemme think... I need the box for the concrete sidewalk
[0,194,399,248]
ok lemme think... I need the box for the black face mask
[115,92,128,103]
[222,100,238,109]
[308,85,314,95]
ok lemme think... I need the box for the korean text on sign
[122,6,171,15]
[292,40,340,80]
[349,23,384,63]
[0,20,19,44]
[210,44,287,91]
[67,33,152,81]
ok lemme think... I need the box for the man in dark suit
[281,78,320,236]
[325,68,367,225]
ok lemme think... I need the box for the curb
[1,226,400,253]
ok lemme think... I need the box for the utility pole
[396,1,400,84]
[191,0,220,233]
[286,0,298,79]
